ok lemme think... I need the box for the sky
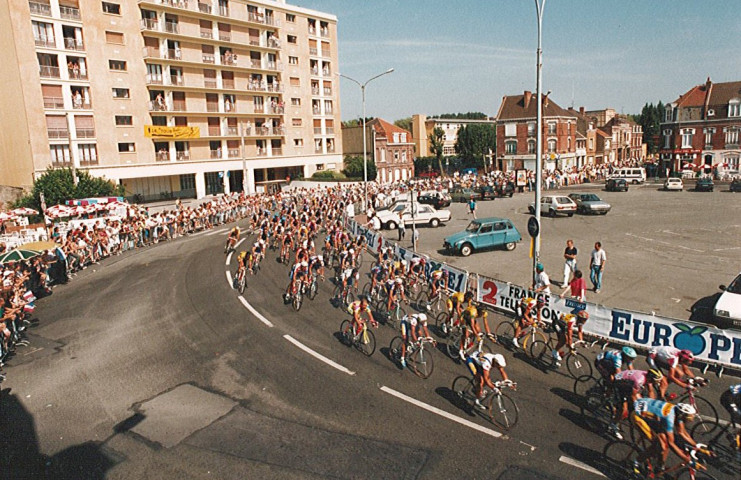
[296,0,741,122]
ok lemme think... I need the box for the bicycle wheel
[416,290,432,312]
[332,284,342,306]
[388,336,404,364]
[409,345,434,379]
[521,330,548,357]
[292,292,302,312]
[434,312,451,338]
[676,393,719,432]
[344,290,356,308]
[529,339,549,366]
[362,282,373,298]
[602,440,642,480]
[356,327,376,356]
[355,252,364,268]
[494,321,515,349]
[566,351,593,379]
[390,304,407,330]
[488,392,519,430]
[238,275,246,295]
[446,329,464,360]
[690,421,736,474]
[451,375,475,405]
[308,280,318,300]
[339,320,353,346]
[573,374,602,398]
[582,391,613,434]
[675,471,719,480]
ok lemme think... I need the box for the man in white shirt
[533,262,551,294]
[590,241,607,293]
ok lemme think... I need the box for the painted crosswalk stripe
[238,296,274,328]
[284,335,355,375]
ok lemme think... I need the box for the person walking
[589,241,606,293]
[397,211,406,241]
[413,227,419,251]
[562,239,578,287]
[468,196,477,219]
[533,262,551,295]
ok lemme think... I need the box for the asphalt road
[391,182,741,322]
[1,217,738,479]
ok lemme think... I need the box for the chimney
[579,106,585,115]
[523,90,532,109]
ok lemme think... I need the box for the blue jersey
[598,350,624,371]
[634,398,679,434]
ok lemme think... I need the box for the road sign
[527,216,539,237]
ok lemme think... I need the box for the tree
[341,117,375,128]
[454,123,496,168]
[428,127,445,176]
[14,168,124,211]
[636,101,663,154]
[430,112,488,120]
[393,117,412,133]
[342,155,377,180]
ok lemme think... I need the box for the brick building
[341,118,414,184]
[411,114,496,158]
[660,77,741,175]
[584,108,643,163]
[495,91,577,172]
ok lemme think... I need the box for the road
[1,217,738,479]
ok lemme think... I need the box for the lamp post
[533,0,546,284]
[338,68,394,213]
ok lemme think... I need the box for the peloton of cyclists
[647,346,698,400]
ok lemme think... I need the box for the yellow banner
[144,125,200,139]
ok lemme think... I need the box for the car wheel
[567,212,574,217]
[528,206,534,214]
[549,209,556,217]
[460,243,473,257]
[430,218,440,228]
[504,242,516,251]
[387,221,397,230]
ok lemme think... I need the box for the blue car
[443,217,522,256]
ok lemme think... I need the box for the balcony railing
[169,76,185,86]
[156,151,170,162]
[43,96,64,109]
[208,127,220,136]
[149,100,168,111]
[68,69,88,80]
[34,37,55,47]
[164,22,179,34]
[266,62,282,71]
[267,38,280,48]
[200,29,213,39]
[222,79,234,89]
[323,87,332,95]
[218,6,229,17]
[225,126,238,135]
[206,103,219,112]
[256,148,268,156]
[314,147,322,153]
[228,148,240,158]
[202,54,215,64]
[321,50,330,57]
[171,101,186,111]
[320,27,329,38]
[160,0,189,8]
[47,128,69,139]
[249,38,260,46]
[29,1,52,16]
[175,151,190,161]
[64,37,84,50]
[60,5,80,20]
[76,128,95,138]
[311,87,319,95]
[269,106,284,114]
[146,74,163,85]
[271,148,282,156]
[249,59,262,68]
[313,127,322,135]
[308,26,316,35]
[219,32,231,41]
[142,46,161,58]
[166,49,181,60]
[210,149,221,158]
[325,127,335,134]
[221,54,237,65]
[326,145,335,153]
[39,65,60,78]
[253,106,264,113]
[141,18,158,30]
[309,47,318,56]
[198,2,211,14]
[204,79,217,88]
[72,100,92,110]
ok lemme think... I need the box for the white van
[609,167,646,184]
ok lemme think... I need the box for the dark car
[729,178,741,192]
[476,186,497,201]
[605,178,629,192]
[450,187,481,203]
[417,192,451,209]
[496,182,515,197]
[695,177,714,192]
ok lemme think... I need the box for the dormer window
[665,106,674,122]
[729,99,740,117]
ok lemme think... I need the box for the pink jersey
[614,369,648,392]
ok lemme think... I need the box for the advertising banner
[144,125,200,139]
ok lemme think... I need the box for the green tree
[454,123,496,168]
[636,101,663,154]
[393,117,412,133]
[14,168,124,211]
[341,117,375,128]
[342,155,377,180]
[431,112,488,120]
[428,127,445,176]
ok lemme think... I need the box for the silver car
[568,193,611,215]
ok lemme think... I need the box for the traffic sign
[527,216,539,237]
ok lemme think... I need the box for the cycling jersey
[371,265,386,281]
[347,300,371,316]
[614,369,649,394]
[596,349,625,373]
[553,313,576,336]
[431,270,445,280]
[237,251,248,263]
[461,305,478,323]
[466,351,506,376]
[633,398,681,434]
[648,346,680,370]
[400,314,424,338]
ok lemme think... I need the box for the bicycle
[382,297,408,329]
[235,266,247,295]
[290,280,307,312]
[279,248,291,265]
[495,319,551,358]
[530,339,596,379]
[451,376,519,430]
[307,273,321,301]
[670,379,719,433]
[332,282,355,310]
[691,419,741,476]
[603,440,717,480]
[446,330,494,361]
[339,319,376,356]
[361,281,384,305]
[433,310,456,338]
[388,336,436,379]
[415,289,446,315]
[251,253,263,274]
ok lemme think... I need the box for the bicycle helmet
[730,385,741,395]
[576,310,589,322]
[675,403,697,417]
[395,277,403,284]
[647,369,663,382]
[678,349,694,363]
[464,291,474,302]
[536,263,544,272]
[492,353,506,368]
[417,313,427,323]
[621,346,637,359]
[521,297,533,306]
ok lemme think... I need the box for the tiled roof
[370,118,414,143]
[496,92,577,121]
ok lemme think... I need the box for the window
[505,140,517,154]
[105,31,124,44]
[548,123,556,134]
[32,21,55,46]
[288,56,298,65]
[151,116,167,126]
[287,35,297,44]
[663,129,672,149]
[547,139,556,152]
[504,123,516,137]
[725,127,739,146]
[528,140,536,154]
[118,142,135,152]
[49,145,71,165]
[665,106,673,122]
[291,98,301,106]
[289,77,300,87]
[681,128,694,149]
[589,138,594,150]
[108,60,127,71]
[286,13,295,22]
[292,118,302,126]
[77,144,98,165]
[729,100,741,117]
[293,138,303,146]
[115,115,132,126]
[704,128,715,145]
[102,2,120,14]
[112,88,129,98]
[527,123,535,137]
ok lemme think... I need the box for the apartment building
[342,118,415,184]
[583,108,643,163]
[411,114,496,158]
[0,0,341,199]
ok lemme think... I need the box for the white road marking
[558,456,606,477]
[713,246,741,252]
[225,270,232,287]
[625,233,705,253]
[519,440,537,451]
[380,386,503,438]
[238,296,274,328]
[283,334,355,375]
[206,228,227,237]
[225,252,233,266]
[189,230,211,237]
[235,238,245,249]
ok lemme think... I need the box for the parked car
[714,272,741,328]
[417,192,451,209]
[476,186,497,201]
[496,182,515,197]
[663,178,684,191]
[695,177,714,192]
[731,178,741,192]
[377,203,451,230]
[528,195,577,217]
[443,217,522,256]
[568,193,611,215]
[450,187,481,203]
[475,183,515,200]
[605,178,629,192]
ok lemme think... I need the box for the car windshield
[466,222,481,232]
[581,194,600,201]
[556,197,572,204]
[392,204,406,212]
[726,274,741,294]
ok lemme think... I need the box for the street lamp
[338,68,394,213]
[533,0,546,285]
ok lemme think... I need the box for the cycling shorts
[630,412,654,441]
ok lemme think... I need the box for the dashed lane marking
[284,335,355,375]
[225,270,232,287]
[625,233,705,253]
[226,252,233,266]
[205,228,227,237]
[238,296,274,328]
[558,456,606,478]
[235,238,245,249]
[380,386,503,439]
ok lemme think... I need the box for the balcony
[221,54,237,66]
[202,54,215,64]
[219,32,231,41]
[47,128,69,139]
[326,145,335,153]
[39,65,60,78]
[28,2,52,16]
[255,148,267,157]
[160,0,189,8]
[198,2,211,14]
[149,100,168,111]
[43,96,64,109]
[142,46,161,58]
[206,103,219,112]
[146,74,163,85]
[204,78,217,88]
[72,100,92,110]
[200,29,213,39]
[76,128,95,139]
[321,50,330,57]
[59,5,80,20]
[249,37,260,46]
[227,148,240,158]
[34,37,55,48]
[156,151,170,162]
[210,149,221,158]
[271,148,282,156]
[175,151,190,161]
[269,106,284,114]
[319,27,329,38]
[68,69,88,80]
[266,61,282,71]
[308,26,316,36]
[323,87,332,95]
[247,12,279,27]
[311,87,319,96]
[164,21,179,34]
[267,38,280,48]
[325,127,334,134]
[225,126,238,135]
[313,127,322,135]
[64,37,84,51]
[141,18,159,30]
[218,6,229,17]
[222,79,234,89]
[171,101,186,111]
[169,76,185,86]
[249,59,262,68]
[309,48,318,56]
[208,126,220,136]
[165,49,181,60]
[253,105,264,113]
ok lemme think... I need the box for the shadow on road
[558,441,619,479]
[550,386,584,410]
[689,292,721,325]
[0,388,119,479]
[434,386,475,418]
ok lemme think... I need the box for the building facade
[0,0,342,198]
[495,91,577,172]
[584,108,643,164]
[411,114,496,158]
[660,77,740,175]
[342,118,414,184]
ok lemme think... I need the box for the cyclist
[595,346,636,384]
[369,262,388,296]
[720,383,741,425]
[459,297,494,360]
[609,369,664,439]
[429,269,448,300]
[631,399,700,473]
[248,240,264,273]
[646,346,697,400]
[308,254,325,281]
[236,249,248,280]
[409,256,426,277]
[280,229,294,262]
[284,260,309,300]
[512,297,541,349]
[398,313,433,368]
[465,350,509,409]
[225,226,240,253]
[347,296,377,336]
[385,277,406,316]
[551,310,589,364]
[445,290,467,321]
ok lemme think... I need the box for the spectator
[533,262,551,295]
[560,269,586,302]
[397,211,405,241]
[590,241,607,293]
[562,239,578,287]
[468,196,477,219]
